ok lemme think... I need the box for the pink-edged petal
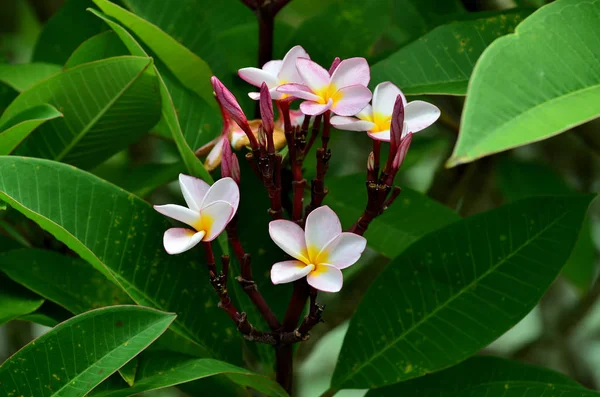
[238,67,279,89]
[201,177,240,213]
[203,137,226,172]
[305,206,342,261]
[318,232,367,269]
[154,204,200,229]
[278,45,310,83]
[178,174,210,212]
[248,91,261,100]
[198,201,235,241]
[163,228,205,255]
[307,264,343,293]
[300,99,333,116]
[277,83,321,102]
[330,57,370,89]
[330,116,376,132]
[289,109,306,127]
[271,261,314,284]
[269,220,310,263]
[372,82,406,118]
[404,101,441,133]
[263,60,283,76]
[367,129,391,142]
[296,58,330,93]
[268,87,286,101]
[331,85,372,117]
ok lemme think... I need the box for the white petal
[201,177,240,213]
[248,91,261,100]
[271,261,314,284]
[278,45,310,83]
[318,232,367,269]
[306,264,343,292]
[296,58,330,93]
[330,57,370,89]
[278,83,322,102]
[269,220,310,263]
[367,129,391,142]
[372,82,406,119]
[330,116,376,132]
[356,104,374,122]
[263,60,283,76]
[163,228,205,255]
[330,84,372,116]
[179,174,210,212]
[154,204,200,229]
[404,101,441,133]
[198,201,235,241]
[305,206,342,262]
[238,67,279,89]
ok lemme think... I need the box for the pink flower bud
[221,138,241,184]
[260,82,275,153]
[328,57,341,75]
[390,95,405,155]
[392,132,412,171]
[367,151,375,172]
[211,76,258,150]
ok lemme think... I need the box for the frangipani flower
[277,57,372,116]
[269,206,367,292]
[154,175,240,254]
[330,82,440,141]
[239,45,310,100]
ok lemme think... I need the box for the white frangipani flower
[268,206,367,292]
[238,45,310,100]
[154,175,240,254]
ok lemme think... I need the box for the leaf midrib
[335,209,572,388]
[54,58,152,161]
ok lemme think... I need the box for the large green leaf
[90,352,288,397]
[371,10,529,95]
[64,31,129,69]
[331,195,593,389]
[89,9,217,183]
[0,248,132,314]
[460,384,599,397]
[92,0,215,107]
[0,306,175,397]
[447,0,600,166]
[0,104,63,155]
[0,56,161,170]
[0,63,61,92]
[0,274,44,325]
[0,156,239,361]
[325,174,460,258]
[366,356,584,396]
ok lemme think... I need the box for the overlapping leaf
[366,356,588,396]
[0,157,240,361]
[0,56,161,170]
[0,104,63,155]
[90,352,288,397]
[0,306,175,397]
[371,10,530,95]
[0,63,61,92]
[64,31,129,69]
[448,0,600,166]
[0,274,44,325]
[331,195,593,389]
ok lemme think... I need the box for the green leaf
[0,62,61,92]
[18,312,61,328]
[89,9,216,183]
[32,0,108,65]
[365,355,584,396]
[0,274,44,325]
[92,0,215,108]
[90,352,288,397]
[117,358,138,387]
[325,174,460,258]
[0,104,63,155]
[64,31,129,69]
[0,305,176,397]
[448,0,600,167]
[0,156,238,361]
[0,56,161,170]
[331,195,593,389]
[0,248,132,315]
[460,384,599,397]
[371,10,529,95]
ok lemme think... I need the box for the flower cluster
[153,45,440,353]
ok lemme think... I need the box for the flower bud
[390,95,405,155]
[260,83,275,153]
[211,76,258,150]
[367,151,375,172]
[328,57,341,75]
[221,138,241,184]
[392,132,412,171]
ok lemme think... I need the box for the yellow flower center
[193,213,214,236]
[365,111,392,133]
[315,84,342,105]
